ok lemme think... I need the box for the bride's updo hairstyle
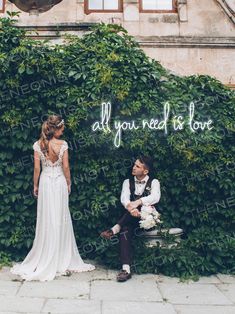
[39,115,64,156]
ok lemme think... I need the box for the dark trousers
[117,211,141,265]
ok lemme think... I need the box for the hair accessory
[57,119,64,127]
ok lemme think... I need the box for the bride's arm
[62,150,71,193]
[33,151,41,197]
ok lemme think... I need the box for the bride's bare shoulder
[37,139,65,144]
[57,139,66,145]
[51,139,64,144]
[53,139,67,149]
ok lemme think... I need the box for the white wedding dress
[10,140,95,281]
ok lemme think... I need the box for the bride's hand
[33,186,38,198]
[68,184,71,194]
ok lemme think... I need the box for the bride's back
[40,139,64,163]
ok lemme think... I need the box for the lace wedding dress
[10,140,95,281]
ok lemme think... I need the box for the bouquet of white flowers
[139,204,162,230]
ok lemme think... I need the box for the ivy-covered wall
[0,15,234,278]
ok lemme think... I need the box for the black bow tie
[136,180,146,185]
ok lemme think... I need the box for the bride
[10,115,95,281]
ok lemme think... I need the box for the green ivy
[0,14,234,278]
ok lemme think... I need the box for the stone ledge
[16,23,96,32]
[227,84,235,89]
[137,36,235,48]
[15,24,235,49]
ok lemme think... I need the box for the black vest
[129,176,157,210]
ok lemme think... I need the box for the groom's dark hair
[137,155,153,175]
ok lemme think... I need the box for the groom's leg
[119,218,140,266]
[116,219,140,282]
[100,210,139,239]
[117,211,139,228]
[119,225,134,265]
[111,210,140,235]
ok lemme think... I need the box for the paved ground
[0,262,234,314]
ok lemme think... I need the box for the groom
[100,156,161,282]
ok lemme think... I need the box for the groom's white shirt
[120,175,161,209]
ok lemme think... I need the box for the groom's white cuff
[123,201,130,209]
[111,224,121,235]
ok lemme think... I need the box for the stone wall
[2,0,235,85]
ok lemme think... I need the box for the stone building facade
[1,0,235,86]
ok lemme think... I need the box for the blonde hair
[39,115,64,156]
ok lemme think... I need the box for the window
[140,0,177,12]
[0,0,6,13]
[85,0,123,14]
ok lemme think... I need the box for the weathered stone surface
[90,279,162,301]
[42,299,101,313]
[159,283,233,305]
[103,301,177,314]
[0,267,235,313]
[0,296,45,313]
[218,284,235,303]
[174,305,235,314]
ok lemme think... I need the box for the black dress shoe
[116,270,132,282]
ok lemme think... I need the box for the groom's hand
[126,199,142,213]
[130,209,141,217]
[126,203,134,212]
[128,199,142,211]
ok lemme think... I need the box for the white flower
[139,216,156,229]
[139,205,162,230]
[140,211,149,220]
[141,205,154,214]
[152,209,161,219]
